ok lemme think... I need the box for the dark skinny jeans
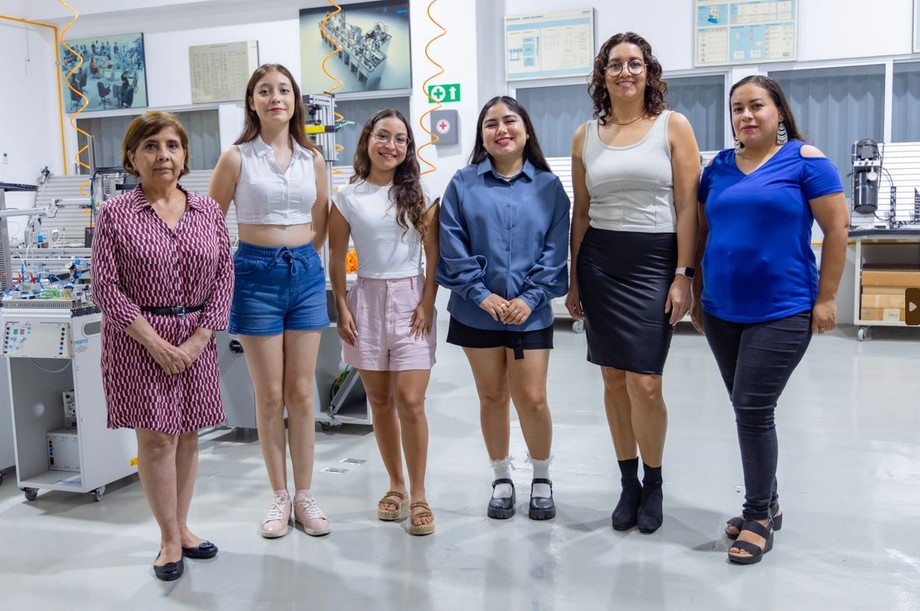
[702,310,812,520]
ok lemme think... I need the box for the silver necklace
[495,168,522,180]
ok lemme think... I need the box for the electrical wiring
[320,0,346,172]
[58,1,92,197]
[417,0,446,176]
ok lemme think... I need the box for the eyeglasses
[371,131,410,148]
[605,59,646,76]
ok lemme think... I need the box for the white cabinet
[851,229,920,341]
[2,306,137,501]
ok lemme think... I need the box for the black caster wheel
[23,487,38,501]
[92,486,106,502]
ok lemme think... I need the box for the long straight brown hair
[234,64,320,155]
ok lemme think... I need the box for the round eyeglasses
[371,131,410,148]
[605,59,646,77]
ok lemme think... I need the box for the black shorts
[446,317,554,360]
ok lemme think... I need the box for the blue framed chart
[695,0,796,66]
[504,8,594,81]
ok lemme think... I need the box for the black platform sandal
[725,504,782,539]
[727,519,774,565]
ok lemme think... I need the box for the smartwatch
[675,266,695,279]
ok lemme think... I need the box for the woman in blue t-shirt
[691,75,849,565]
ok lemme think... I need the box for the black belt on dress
[140,304,205,316]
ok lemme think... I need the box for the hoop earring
[776,122,788,145]
[734,138,744,154]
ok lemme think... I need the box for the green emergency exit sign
[427,83,461,104]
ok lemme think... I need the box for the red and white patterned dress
[91,185,234,435]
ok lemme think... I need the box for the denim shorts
[228,241,330,336]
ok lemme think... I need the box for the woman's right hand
[337,308,359,346]
[146,337,195,375]
[565,286,584,320]
[480,293,510,322]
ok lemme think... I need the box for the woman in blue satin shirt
[436,95,570,522]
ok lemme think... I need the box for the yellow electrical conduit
[417,0,446,176]
[58,0,92,197]
[319,0,346,173]
[0,13,69,175]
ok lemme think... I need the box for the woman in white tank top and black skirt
[566,32,701,534]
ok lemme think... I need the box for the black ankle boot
[611,481,642,530]
[637,464,663,534]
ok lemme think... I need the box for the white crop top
[332,180,437,279]
[582,111,676,233]
[233,138,318,225]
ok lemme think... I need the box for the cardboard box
[861,294,906,309]
[861,286,909,295]
[860,307,905,322]
[861,267,920,288]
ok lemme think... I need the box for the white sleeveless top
[233,138,318,225]
[582,111,676,233]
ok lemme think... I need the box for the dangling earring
[734,138,744,154]
[776,122,788,145]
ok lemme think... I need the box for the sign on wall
[504,8,595,81]
[694,0,797,66]
[60,32,148,113]
[189,41,259,104]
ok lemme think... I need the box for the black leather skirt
[576,227,676,375]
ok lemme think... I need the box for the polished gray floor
[1,322,918,610]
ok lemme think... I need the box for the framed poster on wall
[694,0,796,66]
[299,0,411,95]
[914,0,920,53]
[189,41,259,104]
[60,32,148,112]
[504,8,595,81]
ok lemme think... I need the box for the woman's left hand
[500,298,532,325]
[811,299,837,334]
[665,277,692,326]
[178,331,209,363]
[410,301,435,339]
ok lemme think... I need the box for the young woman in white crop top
[209,64,331,539]
[329,109,440,535]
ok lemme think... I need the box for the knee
[733,404,776,430]
[395,391,426,424]
[602,369,627,393]
[283,383,315,412]
[255,387,285,415]
[367,392,396,416]
[626,375,663,406]
[514,394,549,416]
[478,388,510,411]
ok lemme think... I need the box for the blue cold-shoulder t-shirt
[698,140,844,323]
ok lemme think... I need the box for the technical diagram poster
[695,0,796,66]
[505,8,594,81]
[189,41,259,104]
[915,0,920,53]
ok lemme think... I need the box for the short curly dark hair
[588,32,668,126]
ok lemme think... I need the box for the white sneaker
[260,494,292,539]
[293,491,331,537]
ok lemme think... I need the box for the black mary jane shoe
[528,478,556,520]
[182,541,218,560]
[153,552,185,582]
[487,478,515,519]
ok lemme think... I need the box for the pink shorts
[342,275,437,371]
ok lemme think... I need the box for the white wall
[0,13,60,210]
[13,0,482,196]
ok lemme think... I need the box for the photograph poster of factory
[300,0,412,94]
[60,32,149,113]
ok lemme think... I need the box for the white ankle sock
[490,457,513,499]
[528,455,552,498]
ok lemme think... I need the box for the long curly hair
[729,75,803,142]
[469,96,551,172]
[588,32,668,125]
[351,109,428,241]
[234,64,320,155]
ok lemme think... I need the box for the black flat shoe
[528,478,555,520]
[487,478,515,519]
[153,553,185,582]
[182,541,218,560]
[611,482,642,531]
[637,484,663,534]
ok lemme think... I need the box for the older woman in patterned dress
[91,111,233,581]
